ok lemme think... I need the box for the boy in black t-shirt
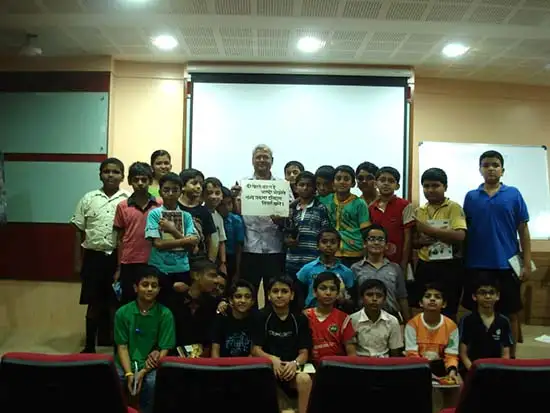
[251,275,312,413]
[172,260,219,358]
[211,279,256,357]
[178,168,217,264]
[459,274,513,371]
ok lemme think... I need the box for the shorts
[462,268,522,315]
[79,249,118,306]
[119,263,149,305]
[412,259,464,317]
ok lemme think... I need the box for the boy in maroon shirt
[369,167,414,271]
[114,162,161,304]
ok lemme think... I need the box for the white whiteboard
[418,142,550,240]
[190,82,406,197]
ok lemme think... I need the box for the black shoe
[80,347,96,354]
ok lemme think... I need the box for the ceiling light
[151,35,178,51]
[442,43,469,58]
[297,36,325,53]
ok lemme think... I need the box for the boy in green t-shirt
[114,267,175,413]
[323,165,371,267]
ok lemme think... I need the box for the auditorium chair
[440,358,550,413]
[154,356,279,413]
[307,356,433,413]
[0,352,137,413]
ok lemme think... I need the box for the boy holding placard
[462,150,531,356]
[413,168,467,321]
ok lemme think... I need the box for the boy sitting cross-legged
[349,279,403,357]
[251,275,313,413]
[211,279,257,357]
[304,271,356,365]
[114,267,175,413]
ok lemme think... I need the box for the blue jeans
[117,365,156,413]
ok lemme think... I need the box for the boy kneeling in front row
[114,267,176,413]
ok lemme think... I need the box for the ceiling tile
[257,28,291,38]
[64,27,113,46]
[507,9,550,26]
[257,0,294,16]
[401,42,436,53]
[326,50,358,60]
[468,6,513,24]
[179,26,215,37]
[80,0,110,13]
[214,0,251,15]
[219,27,253,37]
[407,33,445,43]
[42,0,83,13]
[371,32,407,42]
[117,46,152,55]
[295,29,331,40]
[524,0,550,9]
[328,40,362,51]
[185,36,217,48]
[365,42,399,51]
[331,30,368,42]
[386,2,428,21]
[426,5,470,22]
[481,0,521,6]
[2,0,44,13]
[257,48,288,58]
[170,0,209,14]
[342,1,383,19]
[300,0,339,17]
[258,38,289,49]
[102,27,146,46]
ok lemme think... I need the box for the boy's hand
[146,350,160,370]
[219,262,227,276]
[418,233,436,246]
[133,369,146,395]
[159,218,177,234]
[173,282,189,293]
[520,265,531,281]
[280,361,298,381]
[217,300,229,315]
[271,357,283,378]
[126,374,135,395]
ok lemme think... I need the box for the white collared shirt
[349,308,403,357]
[70,188,129,252]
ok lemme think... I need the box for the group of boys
[70,147,529,413]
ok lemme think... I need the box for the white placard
[241,180,289,217]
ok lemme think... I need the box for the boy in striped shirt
[284,171,330,280]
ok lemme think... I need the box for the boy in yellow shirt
[413,168,467,321]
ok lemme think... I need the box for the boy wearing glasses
[369,167,414,271]
[352,224,411,322]
[145,173,198,307]
[356,162,379,206]
[459,274,513,371]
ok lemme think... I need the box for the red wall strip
[5,153,107,162]
[0,223,79,282]
[0,71,110,92]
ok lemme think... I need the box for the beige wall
[1,58,549,343]
[109,61,186,188]
[412,78,550,252]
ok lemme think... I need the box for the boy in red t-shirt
[369,166,414,271]
[304,272,356,365]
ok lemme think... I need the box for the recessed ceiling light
[442,43,469,58]
[297,36,325,53]
[151,35,178,51]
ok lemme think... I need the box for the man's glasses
[366,236,386,243]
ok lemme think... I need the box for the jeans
[117,365,156,413]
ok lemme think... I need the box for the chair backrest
[154,357,279,413]
[308,356,433,413]
[0,352,128,413]
[457,358,550,413]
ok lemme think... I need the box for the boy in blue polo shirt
[462,150,531,356]
[145,173,198,307]
[114,267,175,413]
[297,228,355,311]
